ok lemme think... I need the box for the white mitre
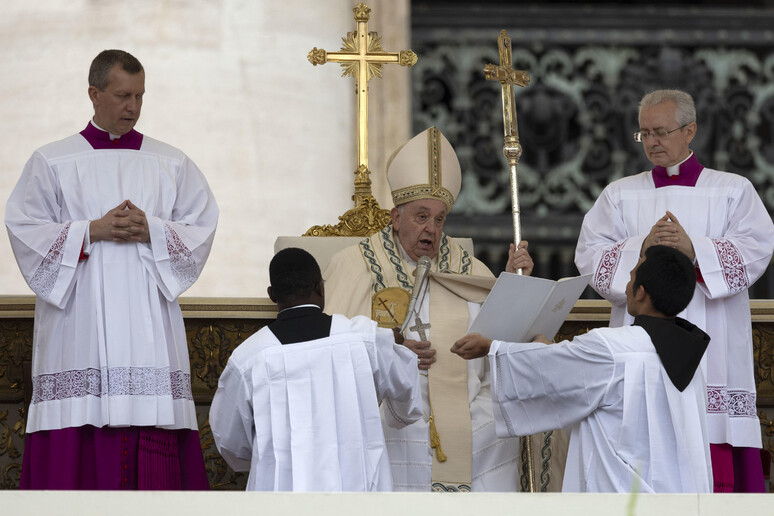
[387,127,462,212]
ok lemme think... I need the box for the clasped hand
[641,211,695,260]
[89,200,150,244]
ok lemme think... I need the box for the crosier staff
[483,29,535,492]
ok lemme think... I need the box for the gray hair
[639,89,696,126]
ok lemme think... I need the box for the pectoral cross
[308,3,418,209]
[483,30,530,275]
[409,315,431,341]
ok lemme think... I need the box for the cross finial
[307,3,417,207]
[482,30,531,268]
[304,4,418,237]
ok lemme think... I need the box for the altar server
[210,248,422,491]
[5,49,218,489]
[453,245,713,493]
[575,89,774,492]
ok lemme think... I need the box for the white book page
[468,273,592,343]
[525,274,592,340]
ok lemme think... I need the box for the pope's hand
[403,339,436,371]
[505,241,534,276]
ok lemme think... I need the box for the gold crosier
[304,3,418,236]
[483,30,536,493]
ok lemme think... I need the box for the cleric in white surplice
[452,245,713,492]
[210,248,423,491]
[5,50,218,489]
[574,89,774,492]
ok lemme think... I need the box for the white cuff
[83,221,93,256]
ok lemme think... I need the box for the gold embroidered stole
[358,226,481,489]
[427,272,495,487]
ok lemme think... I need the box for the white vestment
[489,325,713,492]
[324,229,520,492]
[210,314,422,491]
[5,129,218,432]
[575,167,774,447]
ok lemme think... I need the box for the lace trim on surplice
[711,238,749,294]
[707,385,757,418]
[31,367,193,404]
[593,240,625,295]
[164,224,198,290]
[28,222,72,299]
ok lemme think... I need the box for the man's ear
[390,206,400,230]
[267,286,276,303]
[683,121,697,145]
[634,284,648,303]
[316,279,325,311]
[88,85,100,106]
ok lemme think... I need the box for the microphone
[400,255,431,334]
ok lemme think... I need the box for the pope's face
[89,65,145,136]
[638,101,695,168]
[391,199,447,262]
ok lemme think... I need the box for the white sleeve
[488,329,616,437]
[210,360,254,473]
[369,327,423,428]
[693,179,774,299]
[575,187,643,305]
[5,151,89,308]
[141,155,219,301]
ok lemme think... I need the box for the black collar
[633,315,710,392]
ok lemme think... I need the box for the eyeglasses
[633,124,688,142]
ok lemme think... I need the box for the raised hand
[506,240,534,276]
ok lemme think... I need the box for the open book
[467,272,592,343]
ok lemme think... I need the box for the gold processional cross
[483,29,536,493]
[483,30,530,272]
[304,3,418,236]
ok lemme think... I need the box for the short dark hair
[634,245,696,316]
[269,248,322,303]
[89,50,144,90]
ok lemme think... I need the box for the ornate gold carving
[307,47,327,66]
[753,323,774,404]
[0,320,33,400]
[198,409,247,490]
[759,409,774,492]
[338,32,391,82]
[484,29,530,258]
[483,64,530,87]
[305,3,417,235]
[0,407,24,488]
[186,319,268,394]
[353,2,370,22]
[303,195,391,237]
[399,50,418,67]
